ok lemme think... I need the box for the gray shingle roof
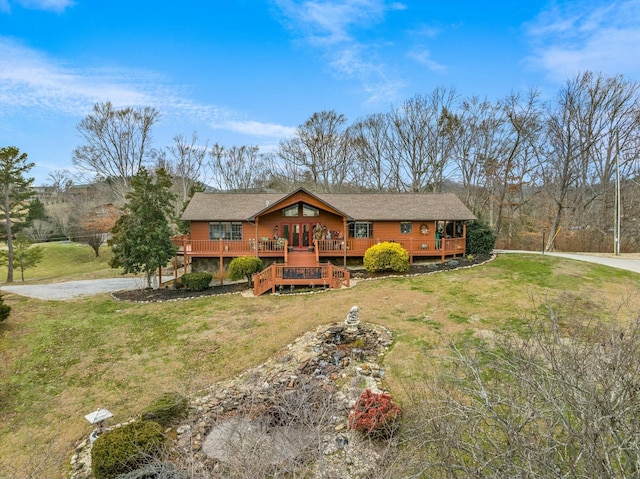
[181,190,476,222]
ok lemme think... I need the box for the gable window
[209,222,242,240]
[282,205,299,217]
[400,222,412,234]
[302,204,319,217]
[348,222,373,238]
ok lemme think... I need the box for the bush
[363,242,409,273]
[466,219,496,256]
[141,392,188,428]
[92,420,165,479]
[349,389,402,438]
[179,271,212,291]
[228,256,264,283]
[0,293,10,322]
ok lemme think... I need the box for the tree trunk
[4,185,13,283]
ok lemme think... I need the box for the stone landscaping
[70,309,395,479]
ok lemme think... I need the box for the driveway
[494,250,640,274]
[0,277,148,300]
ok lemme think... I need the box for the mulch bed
[112,255,490,302]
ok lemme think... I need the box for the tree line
[27,70,640,254]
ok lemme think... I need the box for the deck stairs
[286,250,317,267]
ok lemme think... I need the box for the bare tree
[45,169,74,193]
[387,298,640,479]
[277,110,350,192]
[349,113,398,191]
[208,143,266,191]
[543,72,637,249]
[164,132,208,203]
[73,102,160,201]
[388,88,458,192]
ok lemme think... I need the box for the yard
[0,245,639,477]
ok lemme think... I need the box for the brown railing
[174,235,466,260]
[253,263,350,296]
[172,236,287,256]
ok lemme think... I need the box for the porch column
[342,217,347,267]
[254,219,259,258]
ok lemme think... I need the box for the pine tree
[0,147,35,283]
[0,233,45,281]
[108,168,177,287]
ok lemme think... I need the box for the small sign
[84,408,113,424]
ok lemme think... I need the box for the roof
[181,189,476,222]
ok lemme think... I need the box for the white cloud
[215,120,297,139]
[0,37,231,124]
[1,0,74,13]
[407,46,447,72]
[525,0,640,82]
[274,0,406,104]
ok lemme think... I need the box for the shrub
[466,219,496,256]
[348,389,402,438]
[91,420,165,479]
[141,392,188,428]
[228,256,264,283]
[0,293,10,322]
[179,271,212,291]
[363,242,409,273]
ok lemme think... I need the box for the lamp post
[542,229,546,255]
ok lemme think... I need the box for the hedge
[179,271,212,291]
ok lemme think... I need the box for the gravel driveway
[0,277,149,300]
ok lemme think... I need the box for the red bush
[348,389,402,437]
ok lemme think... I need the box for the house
[175,188,476,295]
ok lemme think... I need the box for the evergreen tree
[0,147,35,283]
[108,168,177,287]
[0,233,45,281]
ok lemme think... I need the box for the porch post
[255,219,259,258]
[342,217,347,267]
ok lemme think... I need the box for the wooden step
[287,251,317,266]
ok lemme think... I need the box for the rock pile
[70,315,394,479]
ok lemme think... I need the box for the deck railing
[173,235,466,259]
[253,263,350,296]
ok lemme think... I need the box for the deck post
[409,237,413,265]
[342,217,347,267]
[328,262,333,289]
[272,264,276,293]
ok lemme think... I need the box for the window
[349,222,373,238]
[400,222,412,234]
[209,222,242,240]
[302,204,319,217]
[282,205,299,217]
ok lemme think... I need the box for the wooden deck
[172,235,467,263]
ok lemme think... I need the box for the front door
[283,223,312,248]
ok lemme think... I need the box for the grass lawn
[0,247,639,477]
[0,242,125,283]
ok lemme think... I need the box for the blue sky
[1,0,639,185]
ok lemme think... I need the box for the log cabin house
[174,188,476,295]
